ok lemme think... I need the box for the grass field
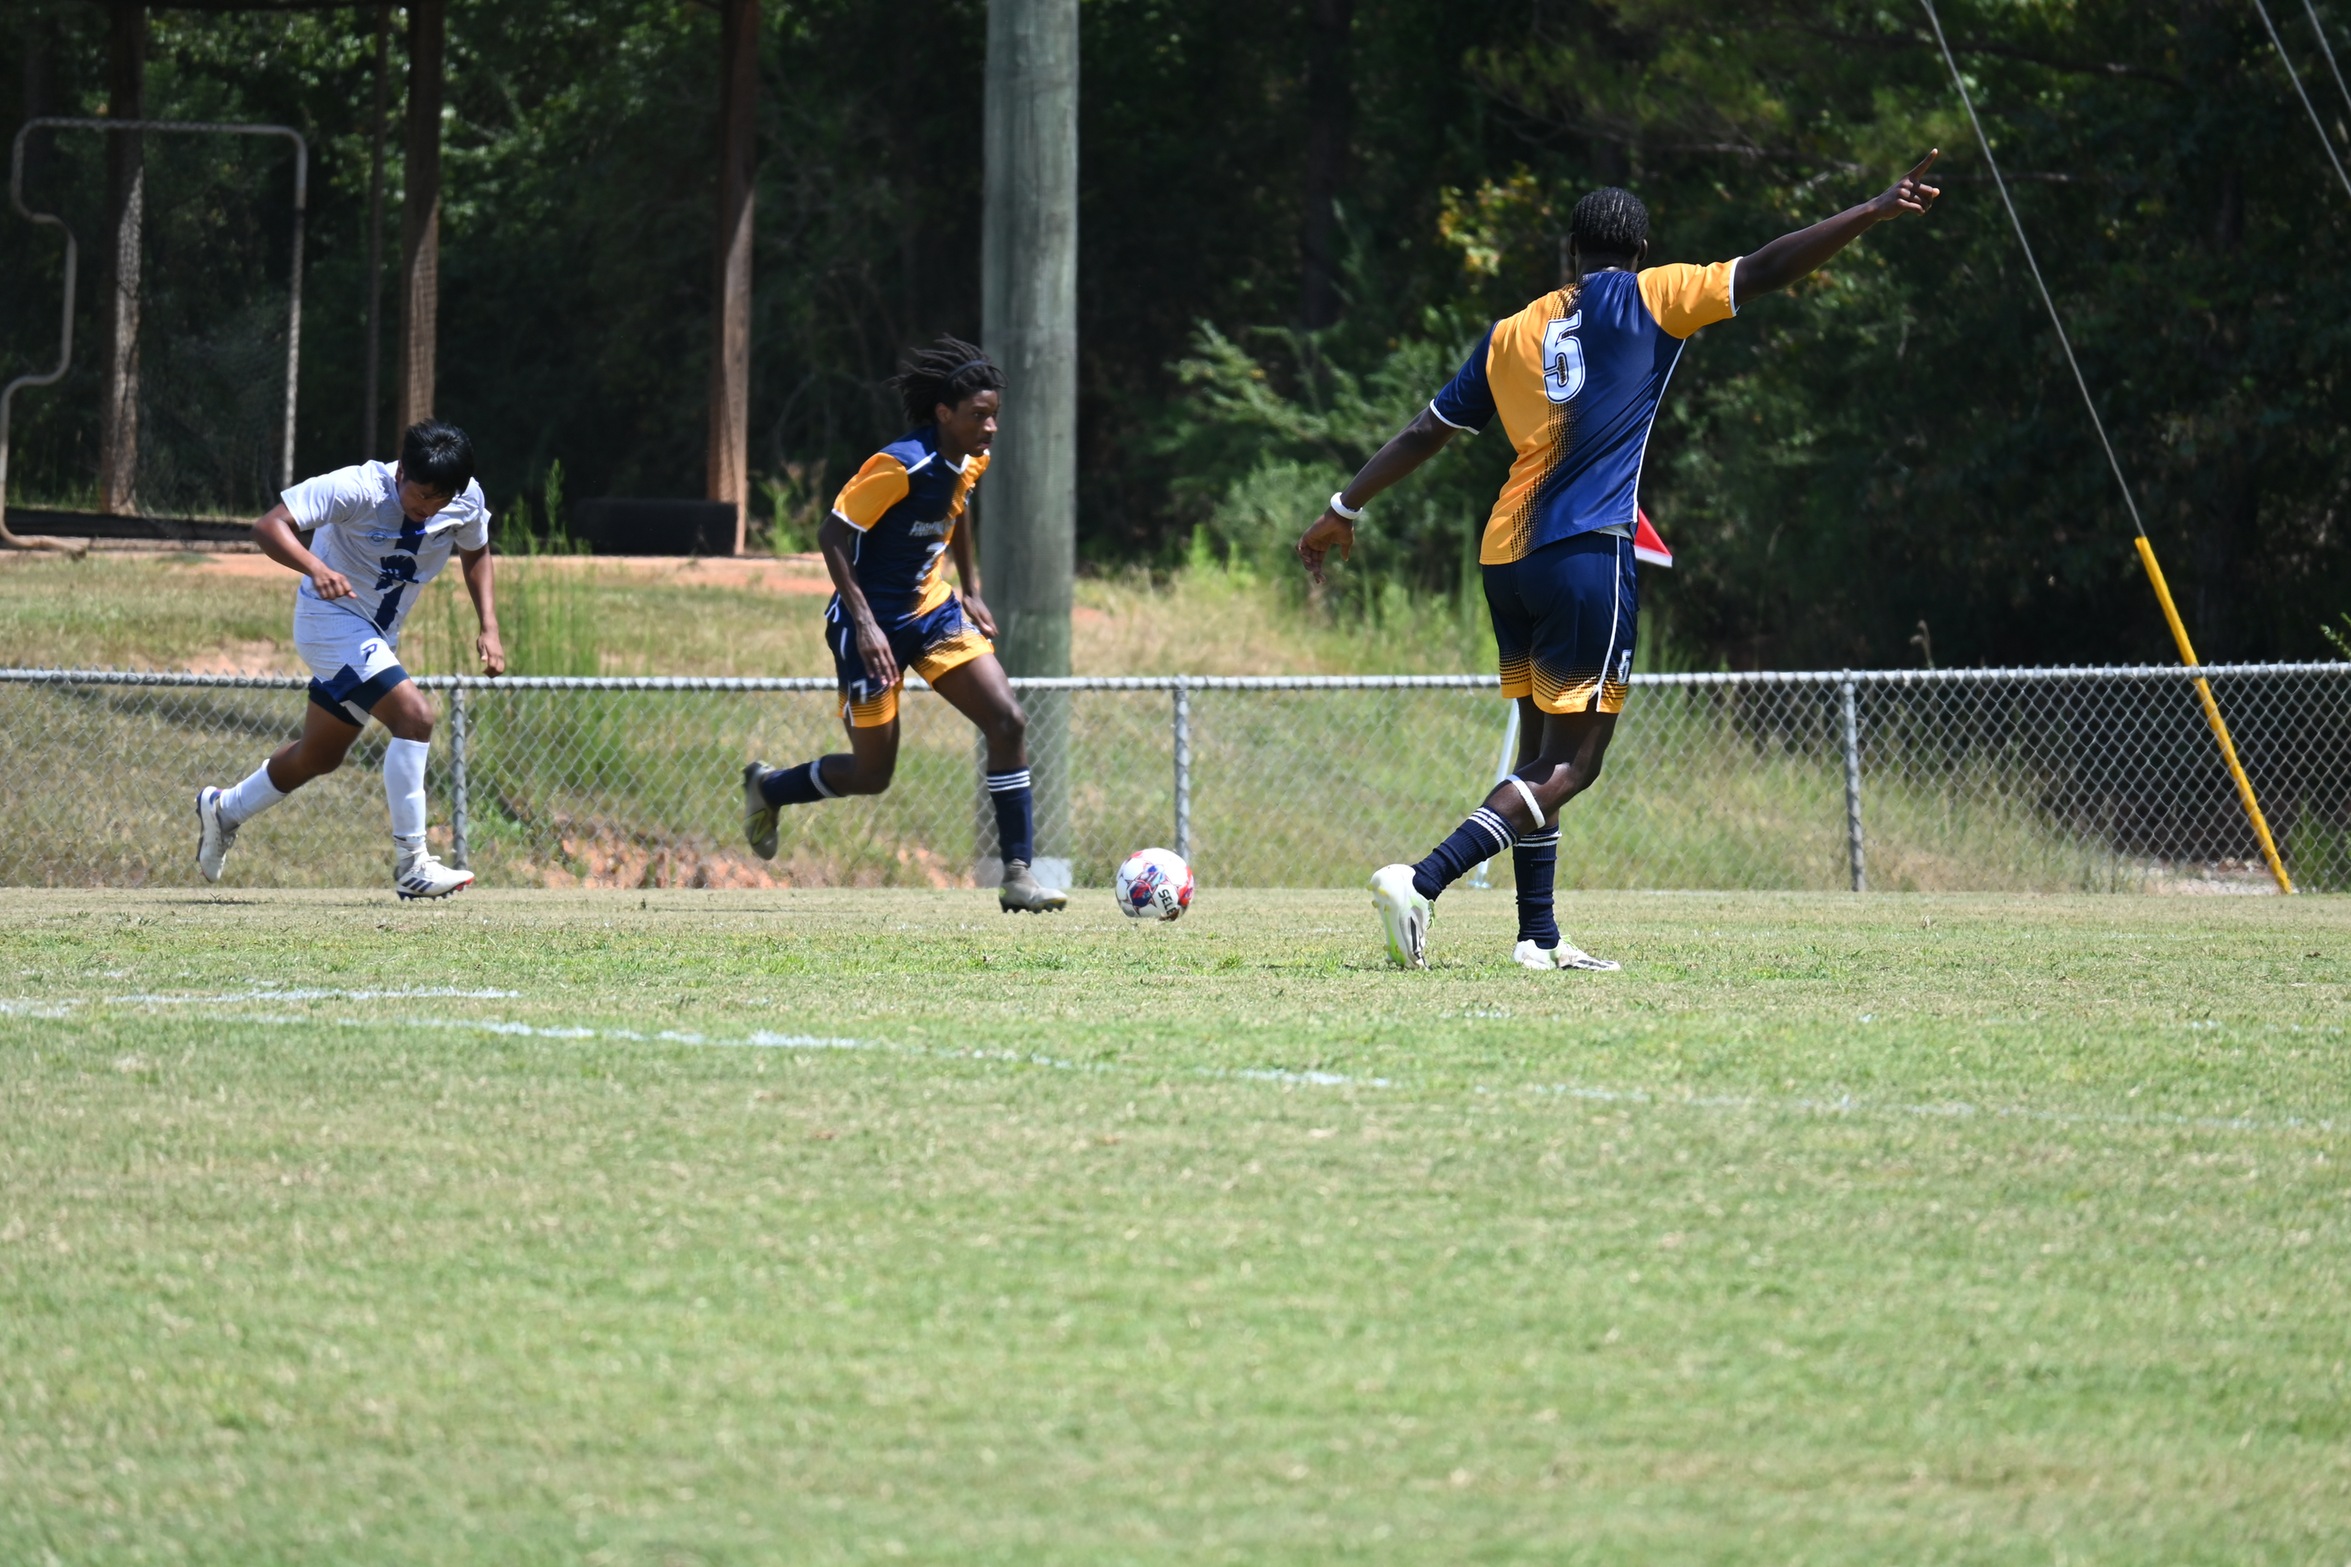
[3,888,2345,1564]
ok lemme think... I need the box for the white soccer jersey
[281,461,491,641]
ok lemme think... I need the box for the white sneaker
[1513,936,1621,972]
[194,786,237,883]
[742,761,780,861]
[395,850,474,901]
[1368,863,1432,969]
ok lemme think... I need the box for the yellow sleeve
[950,452,988,518]
[1637,259,1740,340]
[831,453,911,531]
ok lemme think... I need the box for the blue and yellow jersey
[1432,261,1738,565]
[828,424,989,626]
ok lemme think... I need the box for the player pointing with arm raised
[1299,155,1941,970]
[194,419,504,899]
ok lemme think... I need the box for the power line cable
[2301,1,2351,123]
[1915,0,2146,538]
[1915,0,2295,894]
[2251,0,2351,200]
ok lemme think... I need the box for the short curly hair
[1569,187,1650,261]
[889,335,1006,427]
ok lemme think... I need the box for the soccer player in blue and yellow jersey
[741,337,1067,912]
[1298,155,1942,969]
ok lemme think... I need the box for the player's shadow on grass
[55,686,315,745]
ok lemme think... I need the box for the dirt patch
[585,554,836,595]
[516,834,787,890]
[506,829,975,891]
[2141,858,2283,895]
[179,638,299,675]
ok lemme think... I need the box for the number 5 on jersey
[1542,312,1585,404]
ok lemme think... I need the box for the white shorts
[294,595,410,726]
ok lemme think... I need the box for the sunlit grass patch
[1,889,2346,1563]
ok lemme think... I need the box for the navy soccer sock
[986,769,1035,865]
[1410,805,1515,902]
[1512,826,1561,947]
[758,759,836,807]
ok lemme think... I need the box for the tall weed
[754,462,830,556]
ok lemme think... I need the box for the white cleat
[742,760,780,861]
[998,859,1069,913]
[395,850,474,901]
[1368,863,1432,970]
[1513,936,1621,972]
[194,786,237,883]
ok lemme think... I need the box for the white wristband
[1328,491,1365,523]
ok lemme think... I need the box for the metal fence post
[448,685,470,871]
[1839,675,1864,892]
[1172,675,1192,861]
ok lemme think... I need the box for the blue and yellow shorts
[828,593,993,728]
[1484,529,1636,716]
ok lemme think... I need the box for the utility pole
[99,2,147,515]
[980,0,1078,677]
[981,0,1079,881]
[396,0,445,434]
[707,0,758,553]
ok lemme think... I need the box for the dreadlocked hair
[891,336,1006,427]
[1569,187,1649,262]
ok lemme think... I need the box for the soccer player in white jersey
[194,420,504,899]
[1297,156,1941,969]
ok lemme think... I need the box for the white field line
[108,985,522,1006]
[3,994,2340,1139]
[1,986,519,1015]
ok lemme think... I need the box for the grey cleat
[742,761,779,860]
[999,859,1069,913]
[195,785,238,883]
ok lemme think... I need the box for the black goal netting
[4,120,302,524]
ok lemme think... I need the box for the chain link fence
[2,664,2345,892]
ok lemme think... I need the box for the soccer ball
[1115,847,1194,921]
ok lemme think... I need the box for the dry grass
[0,550,1487,678]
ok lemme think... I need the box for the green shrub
[1160,320,1513,619]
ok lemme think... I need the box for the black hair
[1569,187,1650,262]
[890,335,1005,427]
[398,419,475,496]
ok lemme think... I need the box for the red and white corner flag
[1633,507,1673,568]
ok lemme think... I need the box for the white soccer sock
[384,737,430,847]
[218,761,288,827]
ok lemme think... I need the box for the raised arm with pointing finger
[1296,152,1942,584]
[1310,157,1942,974]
